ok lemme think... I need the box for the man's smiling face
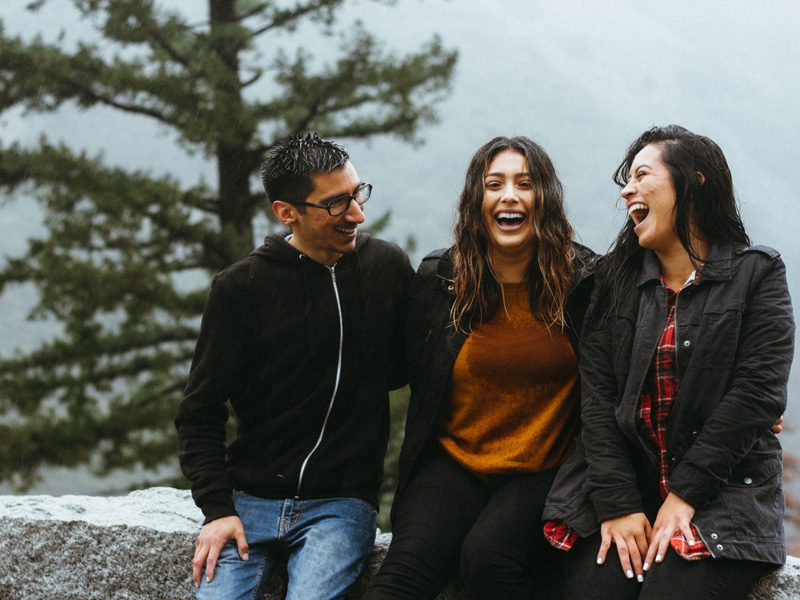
[286,161,366,265]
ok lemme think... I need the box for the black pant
[365,445,560,600]
[555,531,777,600]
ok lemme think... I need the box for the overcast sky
[1,0,799,490]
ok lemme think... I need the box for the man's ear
[696,172,705,186]
[272,200,298,226]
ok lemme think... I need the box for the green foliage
[378,385,409,531]
[0,0,455,488]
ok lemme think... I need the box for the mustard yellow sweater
[437,283,578,475]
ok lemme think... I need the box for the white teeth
[497,212,524,219]
[628,202,647,216]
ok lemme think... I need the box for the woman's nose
[621,181,635,200]
[500,182,518,201]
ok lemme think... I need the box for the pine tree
[0,0,456,489]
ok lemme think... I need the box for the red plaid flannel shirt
[544,274,711,560]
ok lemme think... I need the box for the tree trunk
[210,0,257,265]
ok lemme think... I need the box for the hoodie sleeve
[175,273,247,523]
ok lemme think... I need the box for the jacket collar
[436,253,453,279]
[636,242,743,288]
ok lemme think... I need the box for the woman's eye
[518,180,533,188]
[485,181,501,189]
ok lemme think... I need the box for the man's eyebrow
[318,182,364,204]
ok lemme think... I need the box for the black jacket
[393,243,597,522]
[175,233,413,523]
[544,243,794,564]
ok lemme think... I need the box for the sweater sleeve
[175,274,247,523]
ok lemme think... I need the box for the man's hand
[192,515,249,587]
[643,492,695,573]
[597,512,651,582]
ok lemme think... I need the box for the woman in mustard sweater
[365,136,596,599]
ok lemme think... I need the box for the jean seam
[279,498,290,538]
[247,554,270,600]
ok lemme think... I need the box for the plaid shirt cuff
[670,523,713,560]
[543,520,578,551]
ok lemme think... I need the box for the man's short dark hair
[260,132,350,203]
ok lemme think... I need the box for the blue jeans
[196,492,377,600]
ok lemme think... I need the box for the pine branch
[247,0,343,38]
[0,0,456,488]
[262,27,456,141]
[0,325,199,375]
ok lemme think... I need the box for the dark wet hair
[450,136,575,330]
[260,132,349,203]
[600,124,750,317]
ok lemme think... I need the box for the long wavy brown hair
[450,136,575,331]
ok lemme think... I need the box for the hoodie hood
[251,231,373,266]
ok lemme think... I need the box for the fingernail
[643,561,650,571]
[656,554,663,563]
[688,539,696,545]
[242,553,249,561]
[596,556,604,565]
[626,569,634,579]
[637,574,644,583]
[206,575,211,583]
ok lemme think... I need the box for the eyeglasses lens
[328,184,371,216]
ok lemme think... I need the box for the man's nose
[344,198,366,224]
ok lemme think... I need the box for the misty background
[1,0,799,507]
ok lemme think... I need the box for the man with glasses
[176,133,413,599]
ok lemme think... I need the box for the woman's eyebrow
[629,163,653,177]
[483,171,530,178]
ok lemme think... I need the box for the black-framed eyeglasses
[288,182,372,216]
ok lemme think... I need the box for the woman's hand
[771,415,784,434]
[598,512,652,582]
[643,492,695,572]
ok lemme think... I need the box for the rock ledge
[0,488,796,599]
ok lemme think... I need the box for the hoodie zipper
[295,264,344,497]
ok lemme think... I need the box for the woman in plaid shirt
[544,125,794,599]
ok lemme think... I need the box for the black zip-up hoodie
[176,233,413,523]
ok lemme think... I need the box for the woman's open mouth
[628,202,649,226]
[495,211,526,231]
